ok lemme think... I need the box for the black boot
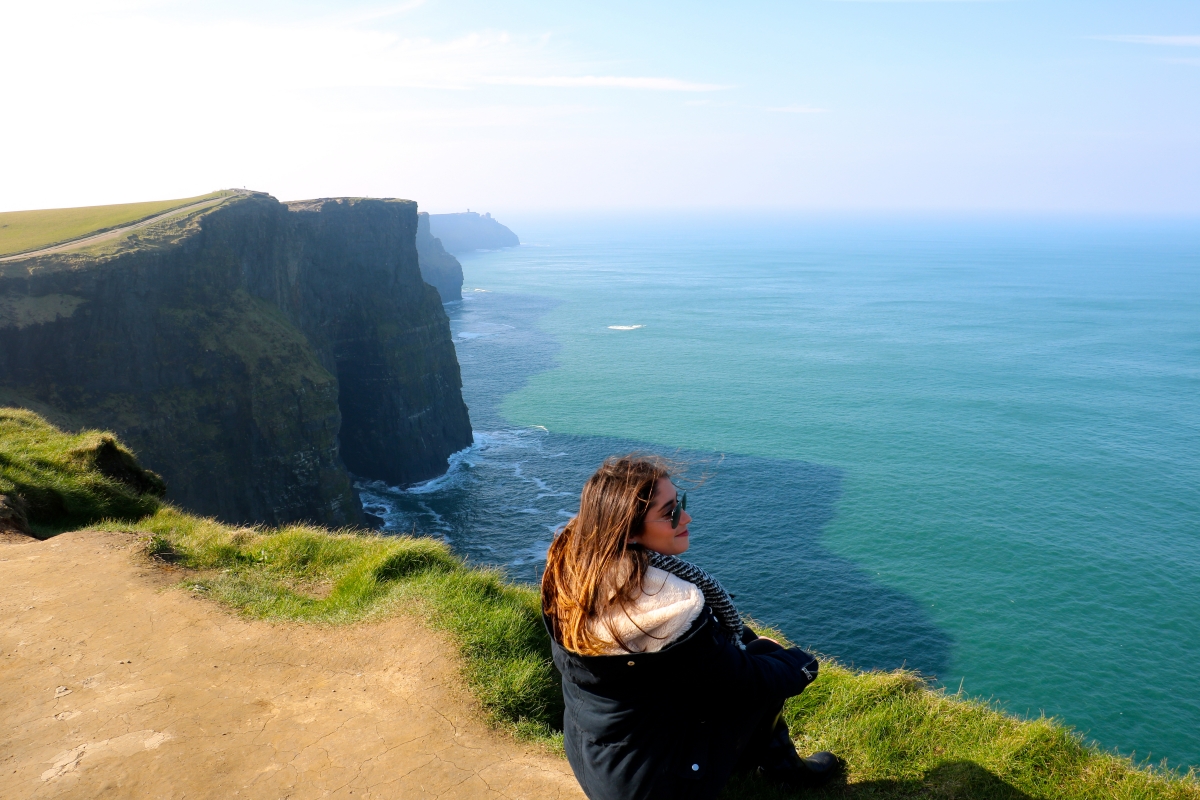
[755,719,842,790]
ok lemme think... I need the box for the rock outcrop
[0,493,30,536]
[427,212,519,255]
[0,192,473,527]
[415,212,464,302]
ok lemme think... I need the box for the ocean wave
[475,428,549,451]
[355,442,478,500]
[408,445,476,495]
[418,501,452,531]
[454,322,515,341]
[351,426,558,527]
[353,425,575,578]
[607,324,643,330]
[510,539,553,567]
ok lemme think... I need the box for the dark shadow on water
[721,761,1036,800]
[395,293,954,676]
[685,452,952,676]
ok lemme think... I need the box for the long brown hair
[541,454,671,655]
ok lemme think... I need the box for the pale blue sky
[1,0,1197,214]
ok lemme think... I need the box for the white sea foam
[454,322,514,341]
[508,460,569,498]
[607,324,643,330]
[418,501,451,531]
[509,539,552,567]
[353,425,570,568]
[475,428,545,451]
[367,441,477,497]
[354,483,411,531]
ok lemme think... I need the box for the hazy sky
[2,0,1197,214]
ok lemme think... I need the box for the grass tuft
[0,407,164,536]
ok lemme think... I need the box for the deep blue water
[360,216,1200,768]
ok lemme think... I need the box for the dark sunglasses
[670,490,687,529]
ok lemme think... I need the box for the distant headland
[428,211,520,255]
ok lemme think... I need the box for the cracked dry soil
[0,530,584,800]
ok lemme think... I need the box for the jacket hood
[546,608,715,694]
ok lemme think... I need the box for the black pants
[729,635,797,775]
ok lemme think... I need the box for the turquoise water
[364,216,1200,768]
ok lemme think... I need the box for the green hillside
[0,407,164,535]
[0,192,226,257]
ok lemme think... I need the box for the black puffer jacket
[549,607,818,800]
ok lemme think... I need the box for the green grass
[723,657,1199,799]
[3,408,1198,797]
[0,407,164,536]
[0,191,226,256]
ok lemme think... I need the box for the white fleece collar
[590,566,705,655]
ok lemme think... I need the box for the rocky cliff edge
[0,192,473,527]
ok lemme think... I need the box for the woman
[542,454,841,800]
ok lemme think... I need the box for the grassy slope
[3,409,1197,799]
[0,408,164,536]
[0,192,224,256]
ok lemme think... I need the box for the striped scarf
[647,552,745,649]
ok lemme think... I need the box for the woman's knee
[745,638,784,655]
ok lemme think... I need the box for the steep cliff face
[0,193,473,527]
[427,212,519,255]
[415,212,464,302]
[281,199,473,485]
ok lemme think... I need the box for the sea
[358,214,1200,769]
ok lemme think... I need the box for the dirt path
[0,195,235,262]
[0,531,583,800]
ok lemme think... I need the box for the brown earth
[0,530,584,800]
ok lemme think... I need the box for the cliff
[427,212,519,255]
[0,192,473,527]
[415,212,464,302]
